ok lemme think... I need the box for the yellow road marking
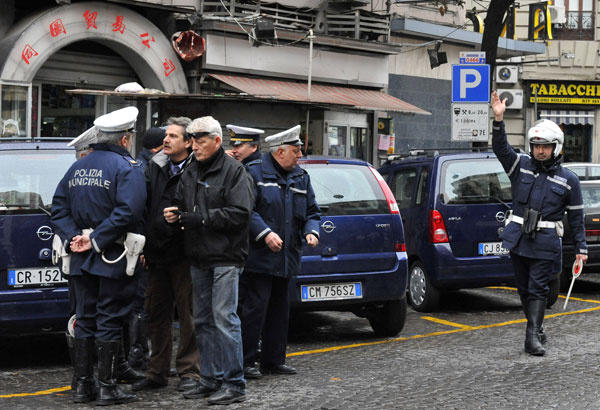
[0,386,70,398]
[420,316,475,330]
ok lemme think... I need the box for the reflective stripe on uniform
[547,175,571,190]
[567,204,584,210]
[507,155,521,177]
[290,187,307,194]
[257,182,280,188]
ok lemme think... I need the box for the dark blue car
[379,151,560,312]
[292,157,408,336]
[0,142,75,333]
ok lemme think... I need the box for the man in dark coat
[164,116,254,405]
[240,125,321,379]
[51,107,146,405]
[132,117,200,393]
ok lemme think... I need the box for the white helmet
[526,119,564,158]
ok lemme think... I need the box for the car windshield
[581,184,600,208]
[441,158,512,204]
[0,149,75,213]
[302,163,389,215]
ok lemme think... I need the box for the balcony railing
[552,11,595,41]
[200,0,390,42]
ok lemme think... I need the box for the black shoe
[182,383,218,399]
[176,377,199,392]
[207,388,247,405]
[260,364,297,375]
[243,366,262,379]
[131,377,167,391]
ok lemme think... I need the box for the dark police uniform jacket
[51,143,147,279]
[492,121,587,262]
[244,153,321,278]
[172,147,254,269]
[144,151,193,266]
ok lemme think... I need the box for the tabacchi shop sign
[528,81,600,105]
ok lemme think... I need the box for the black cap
[142,127,166,149]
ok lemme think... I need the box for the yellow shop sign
[528,81,600,105]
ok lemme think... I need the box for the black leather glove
[179,212,204,230]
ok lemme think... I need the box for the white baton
[563,260,583,310]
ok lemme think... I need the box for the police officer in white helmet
[491,91,587,356]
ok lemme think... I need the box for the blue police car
[379,151,560,312]
[0,142,75,333]
[292,157,408,336]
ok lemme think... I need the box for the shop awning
[539,109,595,125]
[208,74,430,115]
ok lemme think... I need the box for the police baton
[563,260,583,310]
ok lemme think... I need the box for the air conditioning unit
[548,5,567,24]
[498,89,523,110]
[496,66,518,83]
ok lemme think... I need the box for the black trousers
[72,272,137,341]
[239,272,290,368]
[510,252,554,300]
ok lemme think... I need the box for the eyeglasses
[189,131,213,139]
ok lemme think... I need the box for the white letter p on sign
[460,69,481,99]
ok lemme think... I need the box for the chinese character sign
[49,19,67,37]
[21,44,38,64]
[112,16,126,34]
[140,33,155,48]
[83,10,98,30]
[163,59,175,77]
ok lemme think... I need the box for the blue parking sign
[452,65,490,103]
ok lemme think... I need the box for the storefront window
[562,124,592,162]
[1,85,28,139]
[41,84,96,138]
[327,125,346,156]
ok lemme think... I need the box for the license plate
[301,282,362,302]
[478,242,509,256]
[8,267,66,288]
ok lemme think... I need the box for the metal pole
[305,29,314,154]
[534,87,538,120]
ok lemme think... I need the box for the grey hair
[96,130,134,145]
[187,116,222,139]
[166,116,192,140]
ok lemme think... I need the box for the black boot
[116,338,144,383]
[520,296,547,345]
[96,340,137,406]
[66,332,77,389]
[524,299,546,356]
[127,312,150,370]
[73,338,97,403]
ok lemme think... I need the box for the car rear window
[581,184,600,208]
[302,163,389,215]
[440,158,512,204]
[0,149,75,213]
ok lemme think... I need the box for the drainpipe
[305,29,314,154]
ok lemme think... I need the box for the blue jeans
[190,265,245,393]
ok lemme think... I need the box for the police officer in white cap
[491,91,587,356]
[240,125,321,379]
[226,124,264,164]
[51,106,147,405]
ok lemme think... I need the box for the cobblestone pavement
[2,277,600,409]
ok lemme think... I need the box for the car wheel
[408,261,440,312]
[547,276,560,308]
[368,298,407,337]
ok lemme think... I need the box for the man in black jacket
[132,117,200,393]
[164,116,254,405]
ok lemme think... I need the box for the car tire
[368,298,407,337]
[408,261,440,312]
[547,276,560,308]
